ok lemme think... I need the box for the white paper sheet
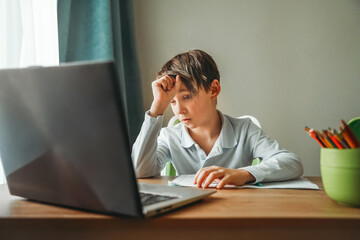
[170,175,320,190]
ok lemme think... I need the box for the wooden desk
[1,177,359,240]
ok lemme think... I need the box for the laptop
[0,61,215,218]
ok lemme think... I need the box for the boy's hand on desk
[149,75,181,117]
[194,166,256,189]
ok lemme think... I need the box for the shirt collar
[218,111,238,148]
[180,124,195,148]
[180,111,238,149]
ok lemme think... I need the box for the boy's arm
[131,111,171,178]
[240,121,304,183]
[132,75,181,177]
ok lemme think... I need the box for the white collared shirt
[131,111,303,183]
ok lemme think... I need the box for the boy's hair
[157,49,220,95]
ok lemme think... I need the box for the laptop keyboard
[139,192,179,206]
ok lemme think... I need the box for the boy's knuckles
[208,172,216,178]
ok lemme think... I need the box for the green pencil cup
[320,148,360,207]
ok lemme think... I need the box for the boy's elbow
[133,160,160,179]
[135,168,156,179]
[293,156,304,178]
[131,149,163,178]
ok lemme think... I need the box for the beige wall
[132,0,360,176]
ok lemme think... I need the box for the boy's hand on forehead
[152,74,181,99]
[149,75,181,117]
[160,75,178,92]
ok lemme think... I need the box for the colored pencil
[305,119,360,149]
[328,130,344,149]
[317,130,331,148]
[341,120,360,148]
[321,130,336,148]
[304,127,326,147]
[323,130,336,148]
[335,130,350,149]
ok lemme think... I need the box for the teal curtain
[57,0,143,144]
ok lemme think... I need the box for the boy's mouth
[181,118,191,123]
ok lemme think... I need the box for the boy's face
[170,82,217,129]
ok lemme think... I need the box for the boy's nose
[175,103,186,114]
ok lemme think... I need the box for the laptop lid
[0,61,143,217]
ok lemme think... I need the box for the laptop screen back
[0,61,143,217]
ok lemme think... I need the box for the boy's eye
[183,95,192,101]
[170,100,176,104]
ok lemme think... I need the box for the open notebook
[170,175,320,190]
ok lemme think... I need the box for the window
[0,0,59,184]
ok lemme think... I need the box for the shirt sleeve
[239,120,304,183]
[131,111,171,178]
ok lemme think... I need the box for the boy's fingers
[173,75,182,91]
[194,166,217,185]
[196,170,211,188]
[203,171,223,188]
[194,169,201,184]
[216,175,231,189]
[154,76,167,90]
[194,167,210,185]
[196,172,206,188]
[162,75,176,91]
[161,82,167,91]
[194,169,205,184]
[168,76,175,90]
[153,77,163,86]
[163,76,171,90]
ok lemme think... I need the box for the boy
[132,49,303,189]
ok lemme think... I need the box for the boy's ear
[210,79,221,99]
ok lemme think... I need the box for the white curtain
[0,0,59,184]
